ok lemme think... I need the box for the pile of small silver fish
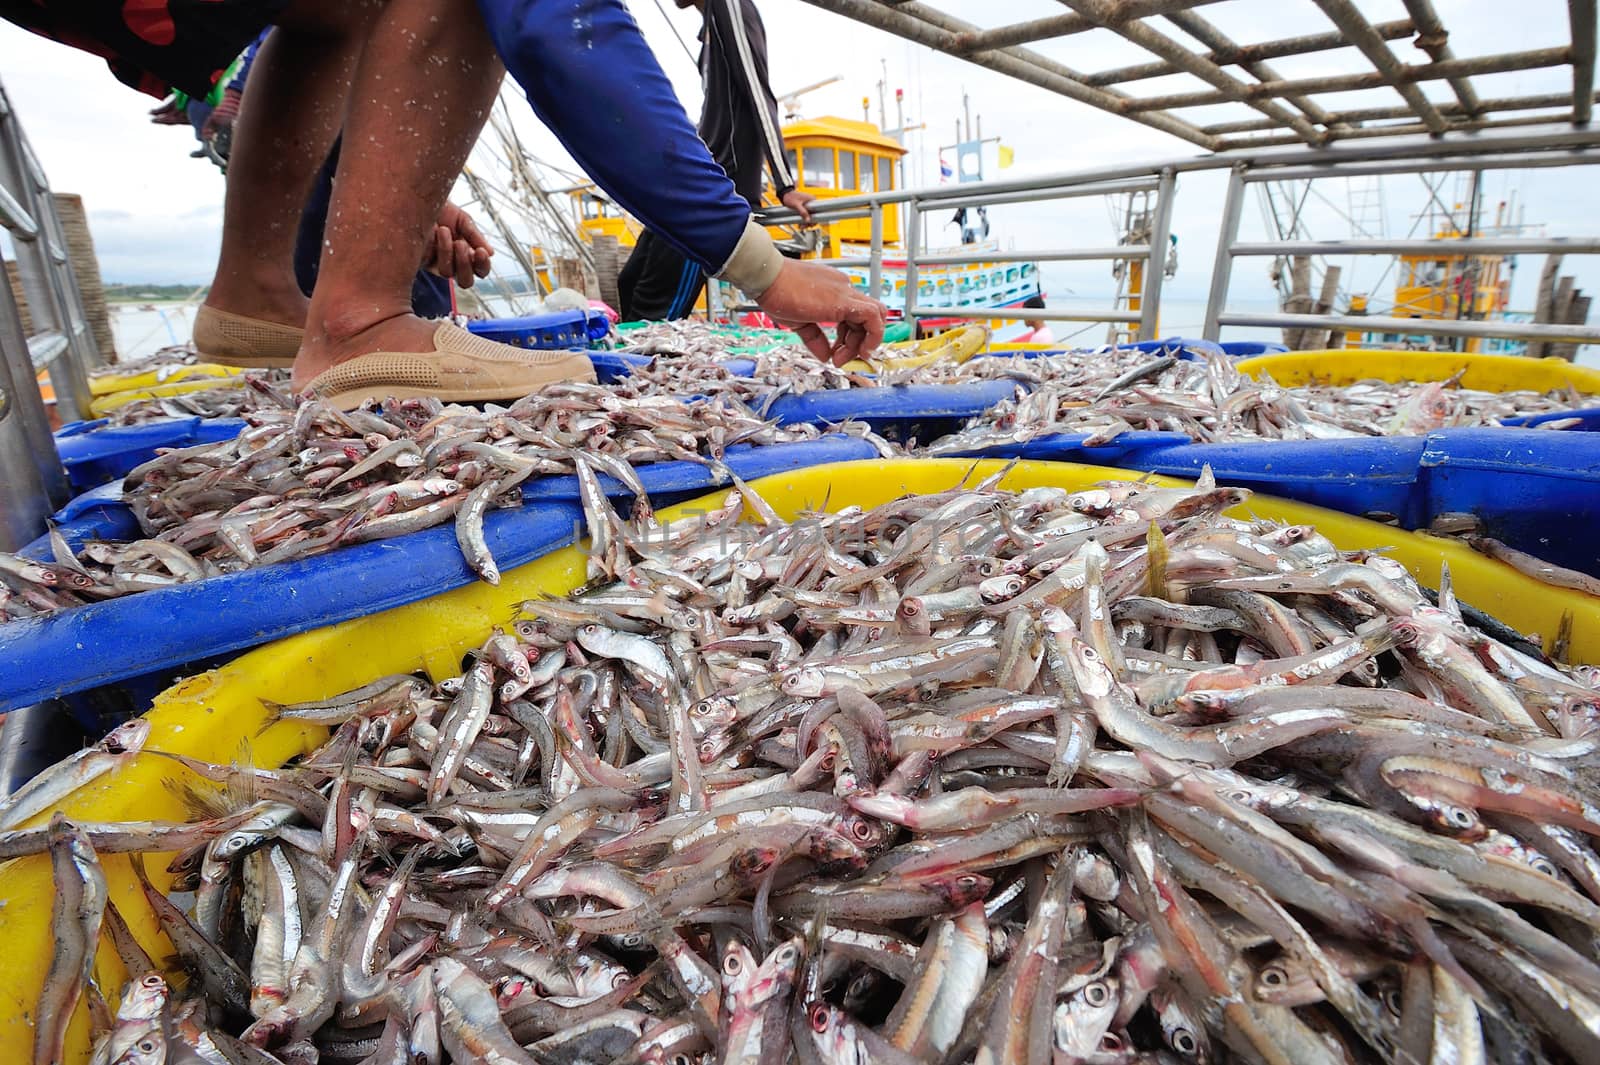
[6,335,1590,623]
[107,373,294,426]
[927,352,1591,452]
[13,473,1600,1064]
[0,383,876,621]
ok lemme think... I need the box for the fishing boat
[541,111,1044,338]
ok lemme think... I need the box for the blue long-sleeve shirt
[477,0,754,274]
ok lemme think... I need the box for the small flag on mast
[939,153,953,182]
[998,144,1015,169]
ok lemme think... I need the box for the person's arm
[476,0,880,357]
[476,0,779,292]
[703,0,797,199]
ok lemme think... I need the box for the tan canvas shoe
[306,321,597,411]
[193,305,304,368]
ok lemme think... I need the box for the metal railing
[755,122,1600,350]
[761,169,1174,340]
[1201,148,1600,346]
[791,0,1598,152]
[0,80,101,551]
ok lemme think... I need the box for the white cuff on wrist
[714,219,786,298]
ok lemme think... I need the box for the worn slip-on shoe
[192,304,304,368]
[306,321,597,411]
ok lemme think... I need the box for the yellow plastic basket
[1237,349,1600,394]
[86,364,247,416]
[2,458,1595,1061]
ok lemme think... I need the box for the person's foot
[292,311,443,390]
[196,281,310,368]
[295,316,597,411]
[193,305,306,368]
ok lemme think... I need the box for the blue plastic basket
[466,309,611,349]
[0,436,881,714]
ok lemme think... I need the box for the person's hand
[201,87,242,139]
[757,260,886,366]
[780,188,816,224]
[149,97,186,126]
[423,203,494,288]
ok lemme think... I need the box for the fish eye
[1227,789,1252,802]
[957,875,979,887]
[848,819,874,842]
[611,971,631,989]
[1259,965,1287,988]
[724,954,743,975]
[1443,806,1476,829]
[1081,647,1100,662]
[1084,980,1109,1007]
[673,1055,692,1065]
[1099,1033,1123,1052]
[1532,857,1559,877]
[138,1038,159,1053]
[1173,1030,1197,1055]
[810,1004,831,1032]
[141,974,164,988]
[776,945,799,963]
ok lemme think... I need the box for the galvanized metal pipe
[1081,20,1416,87]
[909,306,1142,323]
[1312,0,1448,133]
[0,183,36,240]
[790,0,1218,148]
[868,203,884,302]
[1123,48,1569,112]
[1058,0,1323,143]
[1401,0,1482,115]
[902,200,920,323]
[1230,236,1600,256]
[946,0,1218,53]
[1218,310,1600,345]
[1137,169,1176,342]
[1202,92,1593,134]
[1163,9,1341,132]
[1573,0,1597,124]
[758,125,1600,222]
[1202,165,1247,341]
[915,247,1150,265]
[1242,149,1600,182]
[0,262,68,540]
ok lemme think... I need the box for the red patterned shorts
[2,0,288,98]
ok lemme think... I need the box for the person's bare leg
[202,3,372,328]
[290,1,504,389]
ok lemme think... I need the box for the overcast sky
[2,0,1594,329]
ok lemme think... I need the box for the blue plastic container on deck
[971,428,1600,577]
[466,309,611,349]
[0,436,882,714]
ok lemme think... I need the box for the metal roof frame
[795,0,1598,152]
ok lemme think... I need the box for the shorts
[1,0,288,99]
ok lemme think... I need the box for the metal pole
[1058,0,1324,144]
[1203,164,1247,341]
[1229,236,1600,256]
[790,0,1218,149]
[1137,169,1175,341]
[1123,49,1567,113]
[902,199,920,326]
[868,203,883,303]
[1401,0,1483,115]
[0,267,67,545]
[1218,309,1600,345]
[1573,0,1598,125]
[1081,19,1417,86]
[0,90,91,421]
